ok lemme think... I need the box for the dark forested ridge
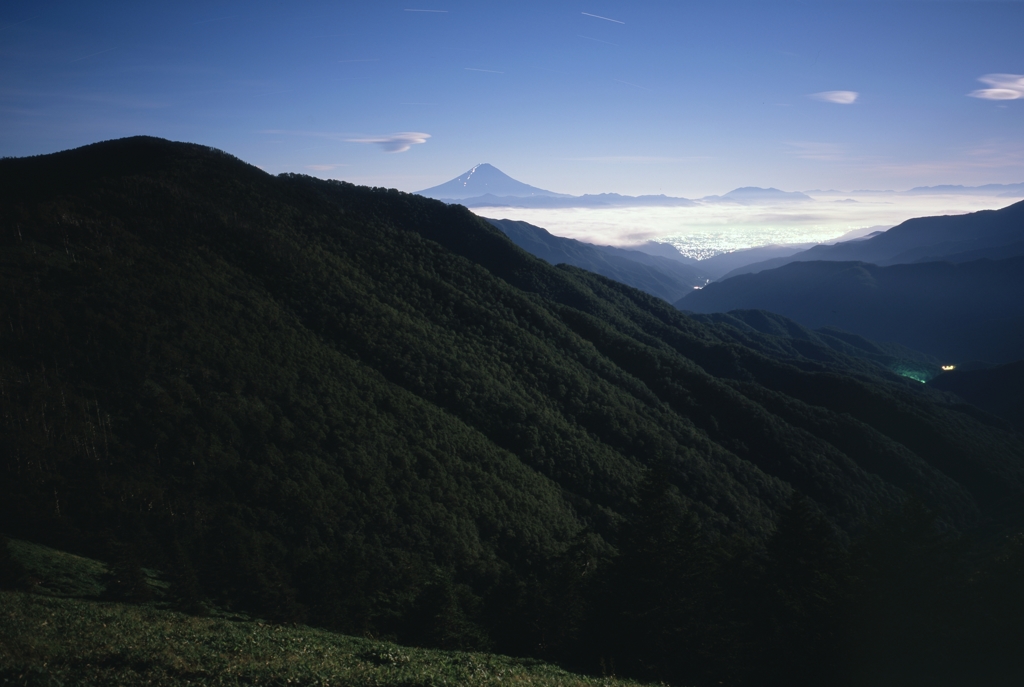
[679,258,1024,364]
[928,361,1024,434]
[486,217,709,302]
[721,198,1024,278]
[3,137,1024,685]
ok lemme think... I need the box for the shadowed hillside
[487,217,709,302]
[722,199,1024,279]
[929,361,1024,434]
[679,258,1024,364]
[3,137,1024,685]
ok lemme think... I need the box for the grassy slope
[0,539,647,687]
[1,592,649,687]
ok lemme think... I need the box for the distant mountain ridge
[417,165,820,209]
[701,187,813,204]
[679,257,1024,363]
[419,165,1024,211]
[904,182,1024,197]
[721,199,1024,279]
[486,218,709,303]
[805,182,1024,196]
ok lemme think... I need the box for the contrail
[405,9,448,12]
[582,12,624,24]
[465,68,503,73]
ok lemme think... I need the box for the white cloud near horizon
[306,164,345,171]
[969,74,1024,100]
[346,132,431,153]
[809,90,858,104]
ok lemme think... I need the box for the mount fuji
[416,164,696,209]
[416,163,569,200]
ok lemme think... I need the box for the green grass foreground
[0,592,648,687]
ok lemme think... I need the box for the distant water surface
[472,192,1020,259]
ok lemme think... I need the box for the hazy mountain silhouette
[679,257,1024,363]
[697,227,887,279]
[417,163,569,199]
[696,244,814,279]
[905,182,1024,197]
[629,240,698,264]
[701,187,813,204]
[487,218,709,302]
[723,200,1024,278]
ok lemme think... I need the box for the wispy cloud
[465,67,503,73]
[968,74,1024,101]
[339,59,379,63]
[809,90,858,105]
[306,164,346,171]
[581,12,624,24]
[404,9,448,12]
[346,132,431,153]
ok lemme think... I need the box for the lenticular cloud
[347,132,431,153]
[969,74,1024,101]
[809,91,858,105]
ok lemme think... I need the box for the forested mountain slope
[678,258,1024,363]
[688,310,940,382]
[723,199,1024,278]
[929,361,1024,434]
[2,137,1024,683]
[486,217,709,302]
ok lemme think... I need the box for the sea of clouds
[472,191,1022,260]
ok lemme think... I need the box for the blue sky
[2,1,1023,196]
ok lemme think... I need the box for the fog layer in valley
[472,191,1023,259]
